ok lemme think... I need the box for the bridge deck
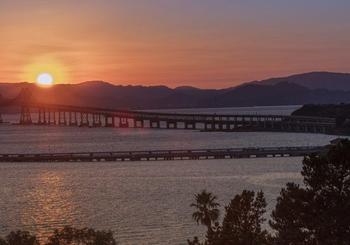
[0,146,326,162]
[28,103,336,122]
[2,101,338,134]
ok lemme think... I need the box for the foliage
[189,190,269,245]
[191,190,220,231]
[219,190,270,245]
[187,236,203,245]
[269,183,313,245]
[0,231,39,245]
[0,227,116,245]
[190,139,350,244]
[189,190,220,244]
[46,226,116,245]
[271,139,350,244]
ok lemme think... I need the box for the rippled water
[0,159,302,244]
[0,106,345,244]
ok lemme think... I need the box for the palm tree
[191,190,220,232]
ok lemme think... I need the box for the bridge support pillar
[93,114,102,127]
[68,112,78,126]
[204,123,213,131]
[120,118,129,128]
[20,106,32,125]
[150,120,160,128]
[185,122,195,129]
[218,123,224,131]
[166,121,177,129]
[48,111,56,125]
[43,109,48,124]
[53,111,57,125]
[37,108,44,125]
[80,112,90,127]
[37,108,48,125]
[135,120,144,128]
[58,111,67,126]
[104,115,114,127]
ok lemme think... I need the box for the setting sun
[36,73,54,86]
[21,56,68,85]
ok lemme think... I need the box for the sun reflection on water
[21,171,79,241]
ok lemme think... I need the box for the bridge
[0,146,326,163]
[15,102,337,134]
[0,89,337,134]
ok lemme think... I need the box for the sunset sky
[1,0,350,88]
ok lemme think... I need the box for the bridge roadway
[0,146,326,163]
[17,103,337,134]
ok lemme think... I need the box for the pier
[0,146,326,163]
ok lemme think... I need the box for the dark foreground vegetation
[1,140,350,245]
[188,139,350,245]
[0,227,116,245]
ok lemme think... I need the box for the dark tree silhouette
[45,226,116,245]
[187,236,202,245]
[189,190,270,245]
[191,190,220,231]
[269,183,313,244]
[271,139,350,245]
[219,190,270,245]
[189,190,220,244]
[0,231,39,245]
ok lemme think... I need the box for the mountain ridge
[1,71,350,110]
[250,71,350,91]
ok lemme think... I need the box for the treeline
[0,226,116,245]
[188,139,350,245]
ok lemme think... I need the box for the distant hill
[1,71,350,110]
[293,104,350,119]
[293,104,350,132]
[252,72,350,91]
[210,82,347,107]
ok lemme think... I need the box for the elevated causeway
[0,146,326,163]
[15,102,337,134]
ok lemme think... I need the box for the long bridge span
[15,102,337,134]
[0,145,326,163]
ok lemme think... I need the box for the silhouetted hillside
[293,104,350,130]
[212,82,350,107]
[253,71,350,91]
[1,71,350,110]
[293,104,350,118]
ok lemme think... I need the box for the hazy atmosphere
[1,1,350,245]
[1,0,350,88]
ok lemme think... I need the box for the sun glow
[22,56,68,86]
[36,73,54,86]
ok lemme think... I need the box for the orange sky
[1,0,350,88]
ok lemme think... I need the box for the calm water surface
[0,106,344,244]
